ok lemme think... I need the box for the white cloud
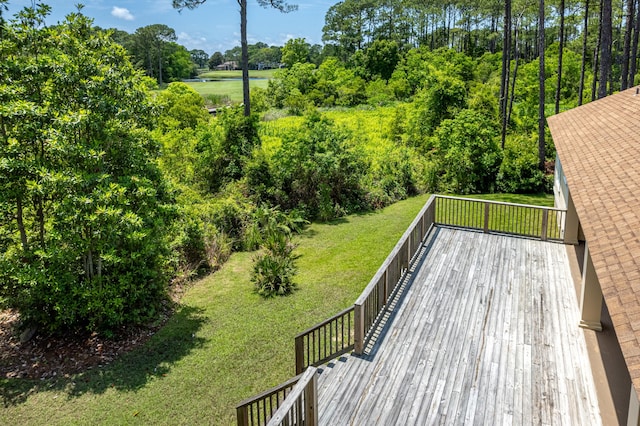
[111,6,134,21]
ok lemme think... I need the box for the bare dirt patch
[0,308,172,380]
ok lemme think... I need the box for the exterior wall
[554,155,580,244]
[554,153,569,210]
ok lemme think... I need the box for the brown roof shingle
[547,86,640,395]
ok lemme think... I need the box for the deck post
[483,202,490,233]
[354,303,364,355]
[295,335,305,375]
[579,242,603,331]
[236,405,248,426]
[304,371,318,426]
[541,209,549,241]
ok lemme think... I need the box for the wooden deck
[316,226,601,425]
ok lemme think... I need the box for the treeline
[321,0,638,100]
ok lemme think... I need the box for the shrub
[497,135,545,193]
[270,112,368,220]
[431,109,502,194]
[250,206,305,297]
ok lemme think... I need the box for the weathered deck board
[317,227,601,425]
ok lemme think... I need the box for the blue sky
[5,0,334,54]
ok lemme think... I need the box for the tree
[364,39,401,80]
[173,0,297,116]
[598,0,612,98]
[209,51,225,69]
[578,0,590,105]
[132,24,177,84]
[190,48,209,68]
[621,0,635,89]
[499,0,512,148]
[538,0,546,170]
[0,4,174,334]
[555,0,565,114]
[281,37,310,67]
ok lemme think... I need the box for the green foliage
[195,106,260,193]
[281,37,310,68]
[155,82,210,131]
[364,39,401,80]
[265,112,368,220]
[267,62,317,108]
[429,109,503,194]
[497,135,545,193]
[250,206,305,297]
[405,71,468,147]
[0,7,174,333]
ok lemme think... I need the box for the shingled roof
[547,86,640,396]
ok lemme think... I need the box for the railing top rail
[434,195,567,213]
[354,194,436,306]
[236,372,303,409]
[266,367,317,426]
[295,306,354,339]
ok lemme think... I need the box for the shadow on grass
[1,305,208,407]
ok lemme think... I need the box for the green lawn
[198,69,277,79]
[0,193,552,425]
[179,70,275,102]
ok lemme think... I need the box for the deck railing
[266,367,318,426]
[353,195,437,354]
[236,372,305,426]
[295,307,354,374]
[237,194,568,423]
[434,195,566,242]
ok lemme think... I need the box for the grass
[198,69,277,79]
[184,79,269,103]
[179,70,276,102]
[0,193,553,425]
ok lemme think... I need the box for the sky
[4,0,335,54]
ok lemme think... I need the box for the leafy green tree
[281,37,310,67]
[0,5,174,334]
[131,24,177,84]
[209,51,225,69]
[195,106,260,194]
[165,42,198,80]
[431,109,503,194]
[405,70,468,147]
[267,112,367,220]
[364,39,400,80]
[190,48,209,68]
[173,0,297,116]
[155,82,210,132]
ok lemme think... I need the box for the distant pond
[182,78,268,82]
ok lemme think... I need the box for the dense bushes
[0,10,174,334]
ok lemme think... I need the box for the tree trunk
[622,0,635,89]
[16,197,28,252]
[598,0,613,98]
[500,0,512,149]
[508,15,521,129]
[631,0,640,85]
[579,0,590,105]
[538,0,546,172]
[240,0,251,116]
[555,0,566,114]
[592,0,603,101]
[157,40,163,85]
